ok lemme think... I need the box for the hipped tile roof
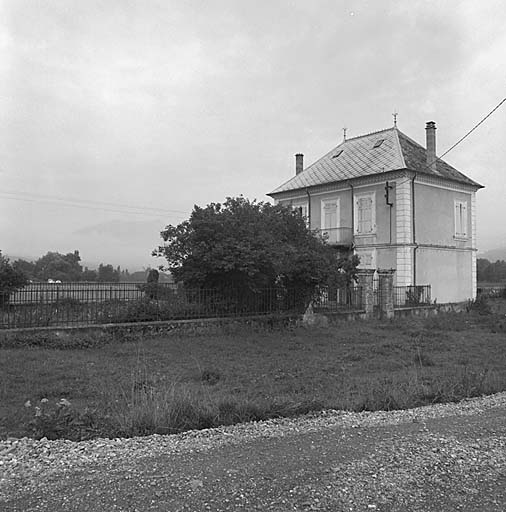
[269,127,483,196]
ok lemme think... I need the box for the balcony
[319,227,353,246]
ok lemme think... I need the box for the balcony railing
[319,227,353,246]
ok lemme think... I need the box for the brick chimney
[425,121,437,172]
[295,153,304,175]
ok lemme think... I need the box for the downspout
[411,174,418,285]
[349,181,355,250]
[306,188,311,228]
[385,180,394,244]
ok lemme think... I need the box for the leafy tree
[82,267,98,281]
[153,197,353,299]
[34,250,83,282]
[477,258,490,280]
[477,258,506,283]
[0,251,28,307]
[97,264,120,283]
[332,255,361,288]
[12,259,36,281]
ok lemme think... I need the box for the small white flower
[40,398,49,404]
[24,400,31,408]
[58,398,71,407]
[34,406,42,417]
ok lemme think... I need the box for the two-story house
[268,122,483,303]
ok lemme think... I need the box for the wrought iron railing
[393,285,432,307]
[312,286,363,311]
[0,283,313,329]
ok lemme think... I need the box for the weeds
[24,398,104,440]
[413,346,435,367]
[467,295,492,315]
[200,369,221,385]
[354,365,499,412]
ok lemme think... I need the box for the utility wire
[0,187,188,215]
[2,96,503,216]
[0,193,188,218]
[388,95,506,188]
[439,96,506,160]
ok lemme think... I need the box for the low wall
[0,302,469,346]
[393,302,467,318]
[0,313,300,340]
[303,302,467,325]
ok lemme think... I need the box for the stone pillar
[377,269,396,319]
[356,269,375,319]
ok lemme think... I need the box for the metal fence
[312,286,363,312]
[393,285,431,307]
[0,283,313,329]
[372,283,431,309]
[0,282,432,329]
[7,282,167,305]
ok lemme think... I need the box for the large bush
[153,197,351,301]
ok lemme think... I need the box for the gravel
[2,392,506,511]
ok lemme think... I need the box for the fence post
[377,269,396,319]
[356,269,375,319]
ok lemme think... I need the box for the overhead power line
[439,96,506,160]
[0,192,188,218]
[0,188,189,218]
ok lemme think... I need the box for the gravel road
[1,393,506,511]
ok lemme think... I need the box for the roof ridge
[344,126,395,143]
[392,127,407,169]
[396,129,426,152]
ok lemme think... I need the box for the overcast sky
[1,0,505,270]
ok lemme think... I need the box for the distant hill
[478,247,506,262]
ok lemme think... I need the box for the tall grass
[101,356,323,437]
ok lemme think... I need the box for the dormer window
[373,139,384,148]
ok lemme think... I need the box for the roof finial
[343,127,347,141]
[393,111,398,127]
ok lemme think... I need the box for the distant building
[268,122,483,303]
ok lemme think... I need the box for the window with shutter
[355,193,376,235]
[322,200,338,230]
[454,200,468,238]
[320,198,340,243]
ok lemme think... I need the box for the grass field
[1,298,506,441]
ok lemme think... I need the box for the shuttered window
[322,199,339,230]
[454,201,468,238]
[355,193,376,235]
